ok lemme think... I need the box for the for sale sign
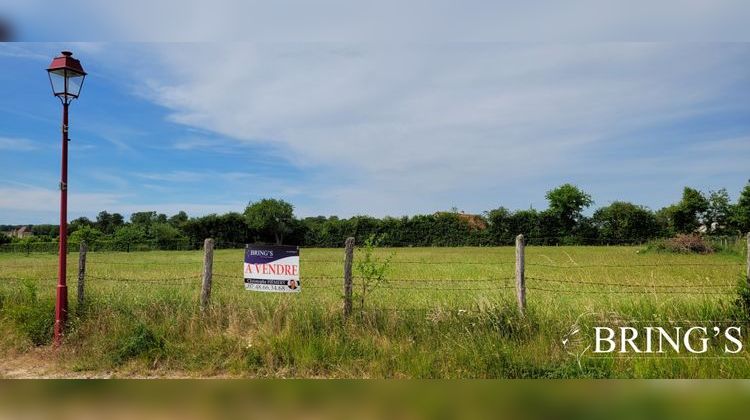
[244,245,300,293]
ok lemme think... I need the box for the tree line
[2,181,749,249]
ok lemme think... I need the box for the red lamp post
[47,51,86,346]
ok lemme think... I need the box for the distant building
[10,226,33,239]
[696,222,724,234]
[434,211,488,230]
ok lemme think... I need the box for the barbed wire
[297,259,516,265]
[1,259,741,268]
[0,276,55,282]
[526,262,744,268]
[526,276,736,289]
[212,274,343,280]
[298,284,341,290]
[525,285,735,295]
[0,262,60,268]
[346,308,467,313]
[85,274,200,283]
[356,277,512,283]
[350,284,515,291]
[86,260,202,266]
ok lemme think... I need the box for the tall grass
[0,246,747,378]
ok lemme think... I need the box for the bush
[6,281,54,346]
[733,281,750,322]
[649,234,714,254]
[113,323,166,365]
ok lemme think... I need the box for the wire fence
[0,235,747,315]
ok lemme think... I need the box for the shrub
[354,234,395,310]
[648,234,714,254]
[733,281,750,322]
[6,281,54,346]
[113,323,166,365]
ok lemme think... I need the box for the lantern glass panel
[66,72,84,97]
[48,69,67,96]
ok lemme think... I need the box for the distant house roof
[11,226,32,237]
[434,211,488,230]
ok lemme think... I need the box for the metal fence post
[200,238,214,312]
[343,237,355,317]
[515,234,526,316]
[77,241,87,310]
[746,232,750,288]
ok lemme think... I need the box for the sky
[0,3,749,224]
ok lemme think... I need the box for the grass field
[0,245,748,378]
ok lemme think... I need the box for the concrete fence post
[343,237,355,317]
[200,238,214,312]
[77,242,87,309]
[515,234,526,316]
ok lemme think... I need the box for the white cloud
[6,42,747,219]
[0,137,39,151]
[89,172,129,189]
[11,1,750,42]
[134,170,259,183]
[0,185,244,223]
[171,137,219,151]
[125,43,749,215]
[132,170,304,198]
[0,186,122,212]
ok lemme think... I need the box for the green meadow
[0,246,748,378]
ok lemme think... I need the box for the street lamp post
[47,51,86,346]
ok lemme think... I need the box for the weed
[5,280,54,346]
[113,322,166,365]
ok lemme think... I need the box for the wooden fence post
[77,242,87,309]
[343,237,355,317]
[200,238,214,312]
[746,232,749,288]
[515,234,526,316]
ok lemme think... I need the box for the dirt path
[0,350,113,378]
[0,349,241,378]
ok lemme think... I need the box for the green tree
[130,211,159,226]
[486,207,512,243]
[113,225,147,250]
[544,184,593,236]
[244,199,295,245]
[69,225,104,245]
[151,223,187,249]
[537,209,563,243]
[168,211,189,229]
[30,224,58,239]
[69,217,93,232]
[732,181,750,234]
[706,189,732,235]
[592,201,660,243]
[670,187,709,234]
[182,212,251,247]
[111,213,125,229]
[96,211,125,234]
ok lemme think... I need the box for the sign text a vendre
[244,245,300,293]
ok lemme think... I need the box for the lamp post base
[53,283,67,347]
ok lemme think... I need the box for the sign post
[244,245,301,293]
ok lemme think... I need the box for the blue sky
[0,41,749,224]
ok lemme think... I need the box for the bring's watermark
[562,313,746,363]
